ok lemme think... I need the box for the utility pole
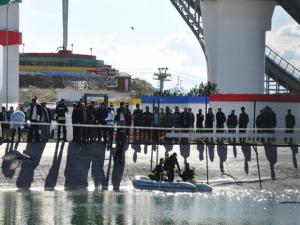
[153,68,171,93]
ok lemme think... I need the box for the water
[0,188,299,225]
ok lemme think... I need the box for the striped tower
[0,0,22,106]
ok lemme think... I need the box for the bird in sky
[130,26,135,30]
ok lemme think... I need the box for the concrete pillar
[200,0,276,93]
[0,2,21,106]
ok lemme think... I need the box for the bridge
[0,0,300,104]
[170,0,300,94]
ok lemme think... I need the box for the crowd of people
[0,97,297,144]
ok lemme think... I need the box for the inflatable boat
[132,175,212,193]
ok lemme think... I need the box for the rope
[222,161,243,186]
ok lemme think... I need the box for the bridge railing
[265,45,300,80]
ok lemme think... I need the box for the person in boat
[178,163,195,182]
[164,153,181,182]
[149,158,166,181]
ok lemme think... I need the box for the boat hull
[132,176,212,193]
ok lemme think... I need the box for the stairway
[170,0,300,93]
[265,46,300,93]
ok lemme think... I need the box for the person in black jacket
[40,102,51,142]
[96,102,107,142]
[133,103,143,141]
[55,98,69,141]
[0,106,10,141]
[28,98,43,142]
[196,109,204,133]
[188,108,195,132]
[205,107,214,133]
[124,103,132,140]
[239,107,249,133]
[87,101,96,142]
[256,110,264,133]
[72,103,80,143]
[216,107,226,133]
[263,106,276,133]
[143,106,152,142]
[285,109,295,133]
[227,110,238,133]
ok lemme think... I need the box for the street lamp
[90,47,93,55]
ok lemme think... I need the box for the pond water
[0,188,299,225]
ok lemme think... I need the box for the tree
[187,82,218,96]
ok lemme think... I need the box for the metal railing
[265,45,300,80]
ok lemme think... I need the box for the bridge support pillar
[0,2,21,106]
[200,0,276,93]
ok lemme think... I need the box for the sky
[10,0,300,90]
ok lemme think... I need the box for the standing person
[0,106,10,141]
[256,110,264,133]
[55,98,69,141]
[227,109,238,156]
[164,153,181,182]
[87,101,96,142]
[28,98,43,142]
[152,106,160,143]
[96,102,107,142]
[239,107,249,133]
[159,108,166,140]
[114,110,126,164]
[180,108,190,131]
[216,107,226,133]
[173,106,181,131]
[205,107,214,133]
[40,102,51,142]
[227,110,238,133]
[105,107,115,147]
[10,106,26,142]
[78,102,87,143]
[264,106,277,133]
[196,109,204,133]
[71,103,80,143]
[188,108,195,132]
[163,106,173,142]
[124,103,132,140]
[142,106,153,142]
[285,109,296,134]
[132,103,143,142]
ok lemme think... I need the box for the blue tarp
[141,96,209,104]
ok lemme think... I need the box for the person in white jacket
[105,107,115,146]
[10,106,26,142]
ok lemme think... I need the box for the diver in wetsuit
[149,158,166,181]
[164,153,181,182]
[178,163,195,182]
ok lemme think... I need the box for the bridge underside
[170,0,300,94]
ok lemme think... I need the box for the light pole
[22,43,25,53]
[5,2,9,109]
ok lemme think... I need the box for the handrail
[265,45,300,80]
